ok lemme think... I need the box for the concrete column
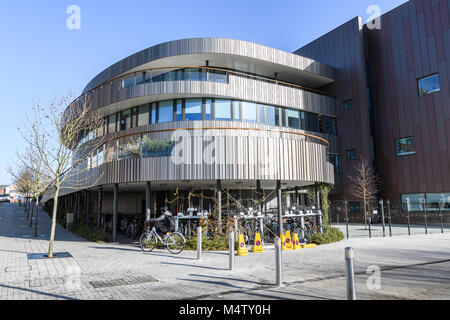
[256,180,262,213]
[295,187,299,207]
[85,191,90,225]
[97,188,102,230]
[76,192,80,225]
[277,180,283,235]
[217,180,222,226]
[146,181,152,221]
[113,184,119,242]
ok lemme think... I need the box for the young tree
[21,95,104,258]
[348,157,380,226]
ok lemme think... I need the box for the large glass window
[242,102,257,123]
[185,99,203,121]
[215,99,232,121]
[418,74,440,96]
[158,100,173,123]
[265,106,277,126]
[401,194,425,211]
[328,153,340,174]
[205,99,212,120]
[151,103,157,124]
[108,114,117,133]
[300,111,306,130]
[185,68,206,81]
[396,137,415,156]
[349,201,360,212]
[322,116,337,135]
[209,69,227,83]
[402,193,450,212]
[176,100,183,121]
[306,112,318,132]
[288,109,300,129]
[233,101,241,121]
[258,105,265,124]
[120,109,131,130]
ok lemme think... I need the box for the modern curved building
[55,38,339,236]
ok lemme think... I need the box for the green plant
[141,137,174,156]
[317,183,332,230]
[184,236,230,251]
[118,138,141,158]
[307,227,344,245]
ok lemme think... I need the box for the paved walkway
[1,203,450,300]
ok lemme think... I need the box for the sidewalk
[1,203,450,300]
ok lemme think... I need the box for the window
[151,103,157,124]
[328,154,340,174]
[347,149,357,160]
[185,68,206,81]
[209,69,227,83]
[265,106,277,126]
[396,137,415,156]
[401,193,450,212]
[205,99,213,120]
[258,105,265,124]
[120,109,131,130]
[300,111,306,130]
[242,102,257,123]
[158,100,173,123]
[233,101,241,121]
[418,74,440,96]
[215,99,232,121]
[287,109,300,129]
[185,99,203,121]
[306,112,318,132]
[344,100,353,111]
[108,114,116,133]
[322,116,337,135]
[349,201,360,212]
[176,100,183,121]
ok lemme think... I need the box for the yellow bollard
[292,233,302,250]
[285,231,293,250]
[252,233,264,253]
[237,234,249,256]
[280,234,288,251]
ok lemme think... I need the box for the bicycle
[140,226,186,254]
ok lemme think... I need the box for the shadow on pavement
[163,261,227,270]
[0,284,78,300]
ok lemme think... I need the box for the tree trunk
[29,199,35,227]
[364,195,367,230]
[48,187,60,259]
[35,197,39,238]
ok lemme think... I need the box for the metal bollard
[439,200,444,234]
[406,198,411,236]
[275,237,283,287]
[345,247,356,300]
[197,226,202,260]
[380,199,386,237]
[318,213,324,234]
[229,231,235,271]
[387,199,392,237]
[300,215,305,242]
[368,216,372,238]
[344,200,349,239]
[422,199,428,235]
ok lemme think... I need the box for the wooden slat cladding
[70,74,337,118]
[57,124,334,197]
[83,38,335,94]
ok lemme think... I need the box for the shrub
[307,227,344,245]
[184,236,230,251]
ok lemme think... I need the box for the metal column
[146,181,152,221]
[277,180,283,235]
[113,184,119,242]
[217,180,222,226]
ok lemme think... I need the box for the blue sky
[0,0,407,184]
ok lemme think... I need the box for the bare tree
[348,157,380,226]
[20,95,104,258]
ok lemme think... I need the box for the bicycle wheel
[166,232,185,254]
[140,232,157,252]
